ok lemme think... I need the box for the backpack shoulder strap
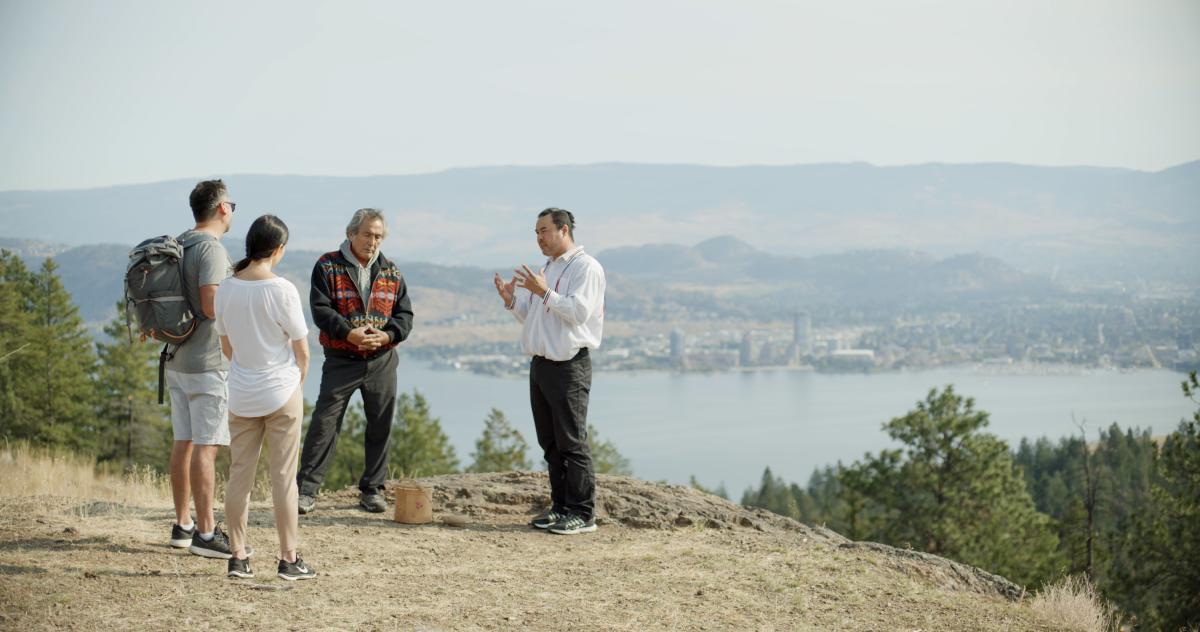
[175,232,220,328]
[179,232,217,250]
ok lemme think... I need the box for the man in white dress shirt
[493,208,606,535]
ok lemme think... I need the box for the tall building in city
[794,311,812,355]
[739,332,754,367]
[670,328,686,368]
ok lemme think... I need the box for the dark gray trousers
[297,350,397,496]
[530,348,596,520]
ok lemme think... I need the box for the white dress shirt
[508,245,605,361]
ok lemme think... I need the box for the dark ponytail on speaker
[235,214,289,273]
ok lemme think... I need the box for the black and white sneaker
[277,555,316,581]
[529,509,565,530]
[297,494,316,515]
[227,557,253,579]
[189,524,252,559]
[548,514,597,535]
[169,523,195,548]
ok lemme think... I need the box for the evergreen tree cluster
[742,380,1200,629]
[0,251,169,469]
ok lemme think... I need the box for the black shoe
[529,509,565,530]
[169,522,195,548]
[298,494,316,515]
[188,524,252,559]
[359,492,386,513]
[227,557,253,579]
[549,514,597,535]
[277,555,316,581]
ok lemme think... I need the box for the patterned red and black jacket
[309,249,414,360]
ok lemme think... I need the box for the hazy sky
[1,0,1197,191]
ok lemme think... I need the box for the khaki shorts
[167,369,230,445]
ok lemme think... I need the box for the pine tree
[1124,372,1200,630]
[94,301,172,470]
[588,424,632,476]
[468,408,531,473]
[741,467,802,519]
[1015,422,1163,622]
[24,258,98,451]
[389,389,458,477]
[0,251,36,441]
[839,386,1061,586]
[793,465,848,529]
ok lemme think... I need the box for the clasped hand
[348,326,388,351]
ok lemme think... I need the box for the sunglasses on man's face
[226,201,237,213]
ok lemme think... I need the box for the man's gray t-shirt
[165,230,232,373]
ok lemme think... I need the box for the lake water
[302,358,1194,496]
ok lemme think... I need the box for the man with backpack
[164,179,235,557]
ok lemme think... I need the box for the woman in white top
[214,214,315,581]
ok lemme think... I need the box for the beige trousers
[225,388,303,559]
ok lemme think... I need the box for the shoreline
[399,354,1191,380]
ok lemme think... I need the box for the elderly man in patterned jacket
[296,208,414,514]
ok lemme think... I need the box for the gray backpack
[125,233,213,403]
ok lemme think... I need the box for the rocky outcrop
[838,542,1025,602]
[389,471,1023,602]
[408,471,845,541]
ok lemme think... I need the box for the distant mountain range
[602,236,1050,299]
[1,162,1196,283]
[3,235,1060,327]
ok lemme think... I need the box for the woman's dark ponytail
[235,214,289,273]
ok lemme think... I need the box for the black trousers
[297,350,398,496]
[530,347,595,520]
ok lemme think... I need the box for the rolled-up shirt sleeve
[509,288,532,323]
[542,261,604,327]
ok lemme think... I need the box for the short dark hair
[538,207,575,239]
[234,214,289,273]
[189,179,227,223]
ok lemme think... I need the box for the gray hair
[346,208,388,238]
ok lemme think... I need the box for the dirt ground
[0,473,1068,632]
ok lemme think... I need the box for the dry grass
[1029,575,1120,632]
[0,441,171,507]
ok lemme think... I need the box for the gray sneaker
[298,494,316,515]
[227,556,253,579]
[277,555,316,581]
[359,492,386,513]
[548,514,597,535]
[169,522,195,548]
[530,509,565,530]
[189,523,233,559]
[189,523,253,560]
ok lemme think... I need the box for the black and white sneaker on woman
[548,514,597,535]
[169,523,195,548]
[277,556,316,581]
[227,557,253,579]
